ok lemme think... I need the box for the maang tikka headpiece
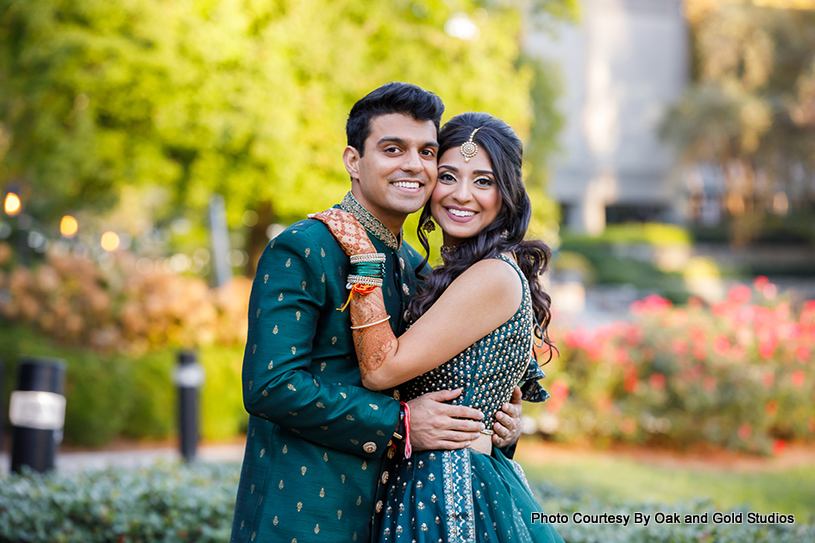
[460,127,481,162]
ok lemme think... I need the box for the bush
[0,250,251,354]
[534,279,815,454]
[0,326,246,447]
[558,223,695,301]
[0,463,239,543]
[0,464,812,543]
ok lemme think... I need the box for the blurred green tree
[661,4,815,246]
[0,0,572,272]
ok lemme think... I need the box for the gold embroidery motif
[302,466,307,475]
[301,281,306,290]
[270,240,275,248]
[314,524,320,534]
[241,521,245,529]
[251,532,256,541]
[279,480,284,489]
[321,272,325,283]
[297,502,303,512]
[260,448,265,457]
[339,192,400,250]
[248,380,253,391]
[350,438,358,444]
[340,392,346,399]
[320,425,328,430]
[402,283,410,296]
[377,430,385,436]
[278,293,284,301]
[268,360,274,370]
[338,510,342,520]
[369,404,379,410]
[305,248,310,258]
[331,336,337,344]
[286,258,291,267]
[292,346,296,355]
[287,384,296,391]
[264,274,269,283]
[361,461,367,470]
[346,414,354,421]
[273,516,278,526]
[319,488,325,498]
[341,474,346,483]
[251,484,255,494]
[324,452,328,462]
[320,362,326,371]
[356,496,362,506]
[316,402,325,408]
[256,308,261,318]
[296,311,301,320]
[252,345,257,354]
[273,325,278,334]
[288,411,297,416]
[282,445,288,453]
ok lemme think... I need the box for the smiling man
[230,83,522,543]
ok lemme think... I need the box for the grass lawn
[516,439,815,520]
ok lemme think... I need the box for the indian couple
[231,82,564,543]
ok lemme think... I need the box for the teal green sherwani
[231,193,427,543]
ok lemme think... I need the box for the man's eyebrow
[377,137,439,149]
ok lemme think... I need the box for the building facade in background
[526,0,689,233]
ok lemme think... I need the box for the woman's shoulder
[454,256,524,306]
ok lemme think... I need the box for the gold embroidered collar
[339,192,401,250]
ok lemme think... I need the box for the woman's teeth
[448,208,475,217]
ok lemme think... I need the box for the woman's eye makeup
[439,171,457,182]
[474,176,495,187]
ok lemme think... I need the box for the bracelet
[350,253,387,264]
[402,401,412,459]
[346,274,384,288]
[349,315,390,330]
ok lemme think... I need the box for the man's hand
[407,389,484,451]
[491,386,523,449]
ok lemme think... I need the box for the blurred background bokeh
[1,0,814,538]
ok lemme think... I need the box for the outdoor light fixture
[100,231,120,252]
[4,192,21,216]
[60,215,79,238]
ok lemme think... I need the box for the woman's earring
[422,218,436,233]
[500,230,509,240]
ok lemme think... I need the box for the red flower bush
[532,282,815,454]
[0,251,251,354]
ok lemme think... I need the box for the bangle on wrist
[349,315,390,330]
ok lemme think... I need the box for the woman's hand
[308,208,375,255]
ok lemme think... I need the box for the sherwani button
[363,441,377,453]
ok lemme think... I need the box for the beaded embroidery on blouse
[339,192,401,250]
[400,254,534,431]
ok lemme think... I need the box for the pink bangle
[401,401,412,459]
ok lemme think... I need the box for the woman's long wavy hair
[408,112,555,360]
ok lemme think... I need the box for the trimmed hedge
[0,463,812,543]
[0,326,246,447]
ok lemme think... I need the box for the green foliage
[533,288,815,454]
[0,324,246,447]
[557,223,692,299]
[0,462,812,543]
[0,463,239,543]
[661,4,815,244]
[522,444,815,519]
[0,0,565,234]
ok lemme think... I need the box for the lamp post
[9,357,66,474]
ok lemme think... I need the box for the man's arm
[242,227,398,458]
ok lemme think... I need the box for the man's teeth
[448,208,475,217]
[393,182,420,189]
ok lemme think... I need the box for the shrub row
[0,326,246,447]
[0,463,811,543]
[534,280,815,454]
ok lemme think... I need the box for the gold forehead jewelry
[460,127,481,162]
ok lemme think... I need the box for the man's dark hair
[346,82,444,155]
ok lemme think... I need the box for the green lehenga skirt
[376,446,564,543]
